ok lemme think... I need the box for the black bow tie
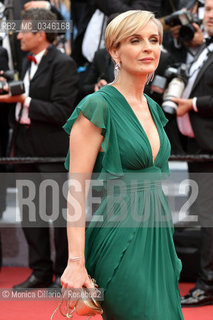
[205,37,213,47]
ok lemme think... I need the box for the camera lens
[162,77,185,115]
[179,24,195,42]
[162,102,177,116]
[165,15,181,27]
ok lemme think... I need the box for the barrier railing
[169,154,213,162]
[0,154,213,165]
[0,157,65,165]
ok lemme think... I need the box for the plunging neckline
[107,85,161,166]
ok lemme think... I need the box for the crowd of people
[0,0,213,318]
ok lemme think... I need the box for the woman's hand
[61,262,95,311]
[61,262,92,289]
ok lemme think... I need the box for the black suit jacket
[189,51,213,152]
[14,44,79,158]
[81,48,114,96]
[0,46,10,157]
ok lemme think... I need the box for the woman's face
[112,21,161,77]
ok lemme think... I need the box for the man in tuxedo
[0,46,10,215]
[0,45,10,271]
[0,8,78,290]
[171,0,213,306]
[6,0,63,72]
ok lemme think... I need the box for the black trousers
[16,163,68,280]
[187,138,213,291]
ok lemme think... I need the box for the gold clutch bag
[50,278,103,320]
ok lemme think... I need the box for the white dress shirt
[82,9,107,63]
[15,49,46,125]
[177,42,213,137]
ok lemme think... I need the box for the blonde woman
[61,10,184,320]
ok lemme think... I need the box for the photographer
[0,45,10,271]
[169,0,213,307]
[149,2,206,155]
[0,8,79,291]
[2,0,64,73]
[161,0,205,63]
[0,46,10,212]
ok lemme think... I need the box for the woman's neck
[112,73,147,104]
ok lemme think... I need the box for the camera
[0,70,25,96]
[164,9,201,42]
[150,64,187,116]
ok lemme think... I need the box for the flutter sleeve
[63,91,123,177]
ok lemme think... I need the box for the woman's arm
[61,112,104,289]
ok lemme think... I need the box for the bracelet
[69,256,82,262]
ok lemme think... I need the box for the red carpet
[0,267,101,320]
[0,267,213,319]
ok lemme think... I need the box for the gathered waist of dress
[105,180,162,195]
[102,167,166,195]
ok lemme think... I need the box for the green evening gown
[63,85,184,320]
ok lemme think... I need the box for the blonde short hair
[105,10,163,52]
